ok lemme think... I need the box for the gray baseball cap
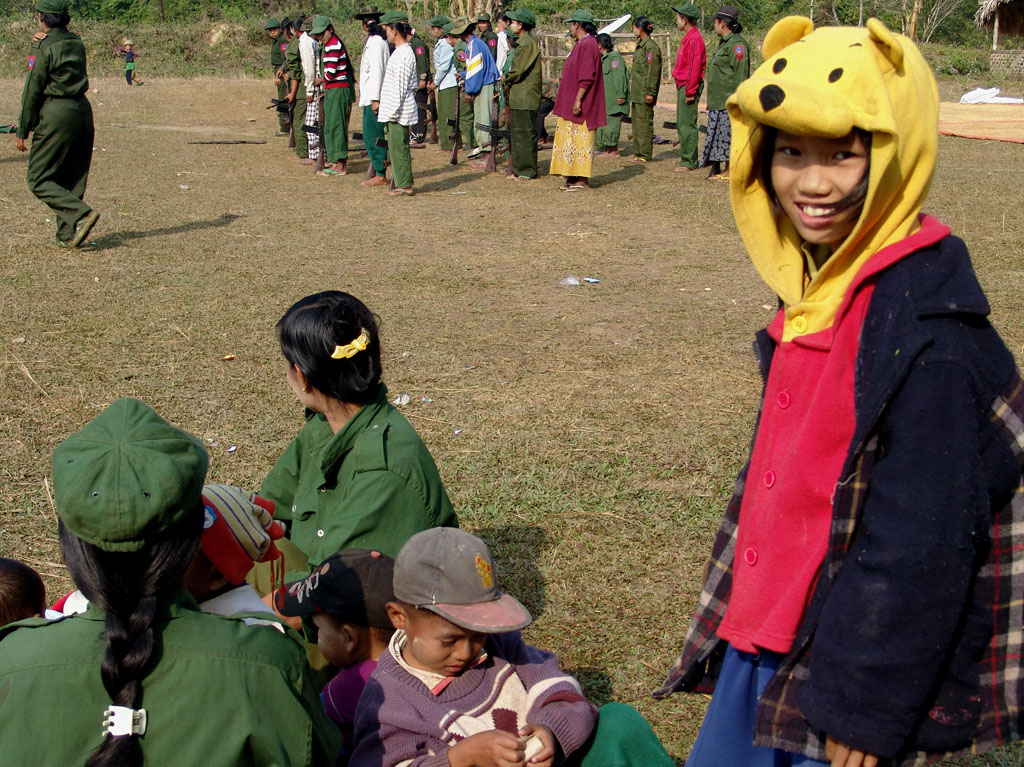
[394,528,532,633]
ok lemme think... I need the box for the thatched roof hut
[976,0,1024,43]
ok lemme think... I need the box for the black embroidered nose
[828,68,844,82]
[773,58,787,74]
[759,84,785,111]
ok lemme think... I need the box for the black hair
[518,20,535,31]
[61,510,202,767]
[366,19,385,38]
[596,32,613,51]
[0,558,46,625]
[371,625,396,643]
[497,11,509,22]
[387,20,413,38]
[39,11,70,29]
[757,125,872,219]
[277,291,383,406]
[716,13,742,33]
[633,16,654,34]
[580,20,597,35]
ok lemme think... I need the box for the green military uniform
[269,20,288,131]
[259,385,458,577]
[17,27,94,244]
[629,36,662,161]
[480,29,499,60]
[410,32,431,142]
[504,26,541,179]
[706,30,749,110]
[454,38,476,149]
[596,49,629,150]
[0,592,341,766]
[286,33,307,158]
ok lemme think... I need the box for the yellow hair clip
[331,328,370,359]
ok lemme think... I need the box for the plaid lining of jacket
[653,238,1024,764]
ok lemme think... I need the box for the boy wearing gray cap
[349,528,674,767]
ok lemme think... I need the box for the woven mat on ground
[938,102,1024,143]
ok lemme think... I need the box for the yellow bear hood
[727,17,938,340]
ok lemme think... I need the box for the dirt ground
[2,77,1024,763]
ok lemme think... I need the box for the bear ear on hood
[762,15,814,59]
[866,17,904,68]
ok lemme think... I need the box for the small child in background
[119,40,138,85]
[0,558,46,626]
[277,549,396,764]
[350,528,675,767]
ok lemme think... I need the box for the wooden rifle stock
[315,89,326,173]
[428,89,439,144]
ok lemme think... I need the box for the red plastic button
[764,470,776,488]
[743,547,758,566]
[777,390,791,409]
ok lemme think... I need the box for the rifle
[316,89,326,172]
[474,92,507,173]
[287,100,296,148]
[427,89,439,144]
[448,84,463,165]
[502,82,514,178]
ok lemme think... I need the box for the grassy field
[1,76,1023,764]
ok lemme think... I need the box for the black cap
[276,549,396,629]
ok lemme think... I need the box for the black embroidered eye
[773,58,787,74]
[759,84,785,111]
[828,68,843,82]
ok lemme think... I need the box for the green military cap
[442,21,455,34]
[427,13,449,27]
[505,7,536,25]
[265,17,280,29]
[476,12,491,21]
[353,5,383,19]
[301,17,313,31]
[672,2,700,19]
[565,9,595,23]
[310,14,331,34]
[448,17,474,35]
[52,398,208,553]
[379,9,407,24]
[34,0,69,13]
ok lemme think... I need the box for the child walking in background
[656,17,1024,767]
[351,527,675,767]
[120,40,138,85]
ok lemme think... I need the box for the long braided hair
[60,510,202,767]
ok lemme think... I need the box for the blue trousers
[687,645,829,767]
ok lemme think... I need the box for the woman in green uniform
[14,0,99,247]
[596,33,629,156]
[629,17,661,164]
[504,7,542,180]
[0,398,339,766]
[259,291,457,584]
[701,5,749,180]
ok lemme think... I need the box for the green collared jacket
[629,36,661,104]
[0,590,340,766]
[410,33,430,80]
[286,35,302,82]
[481,29,499,60]
[602,50,629,116]
[504,32,541,110]
[16,28,89,139]
[260,384,457,573]
[271,35,286,69]
[706,31,749,110]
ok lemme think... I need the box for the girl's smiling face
[770,129,869,249]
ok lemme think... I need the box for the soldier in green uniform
[596,33,629,156]
[629,17,662,163]
[14,0,99,248]
[477,12,499,59]
[285,16,308,159]
[503,8,541,179]
[701,5,749,179]
[0,398,341,765]
[268,18,289,135]
[408,21,431,145]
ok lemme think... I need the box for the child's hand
[825,736,878,767]
[448,730,526,767]
[31,31,47,42]
[519,724,555,767]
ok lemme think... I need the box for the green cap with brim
[565,8,595,23]
[34,0,68,13]
[379,9,408,24]
[442,22,455,34]
[52,398,208,552]
[476,12,491,21]
[310,15,331,34]
[448,17,475,35]
[505,7,536,25]
[672,3,700,19]
[265,17,280,29]
[427,14,449,27]
[353,5,383,20]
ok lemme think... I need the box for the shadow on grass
[417,169,488,194]
[593,163,646,186]
[475,524,548,615]
[0,154,28,164]
[87,212,244,250]
[571,667,614,706]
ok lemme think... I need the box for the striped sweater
[350,631,597,767]
[322,34,351,88]
[377,43,418,126]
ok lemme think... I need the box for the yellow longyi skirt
[549,117,596,178]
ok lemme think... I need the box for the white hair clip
[103,705,147,737]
